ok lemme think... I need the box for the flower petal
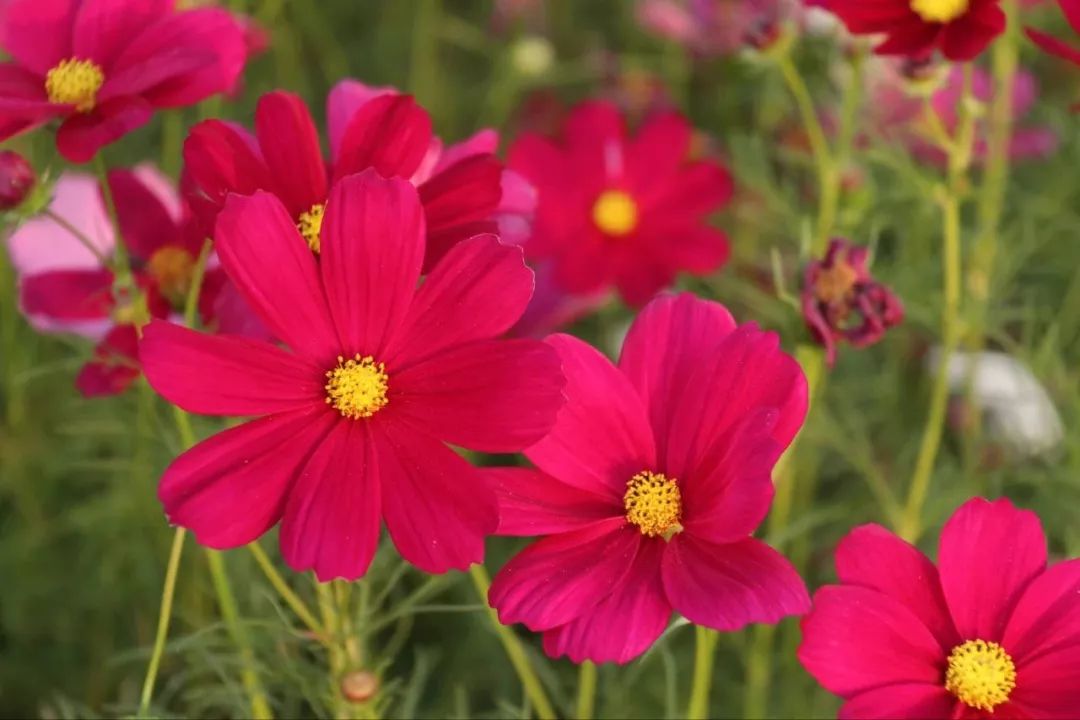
[55,96,153,163]
[326,78,393,160]
[678,411,782,544]
[542,539,671,664]
[1002,559,1080,665]
[486,467,620,537]
[526,333,656,499]
[279,421,381,582]
[107,169,180,260]
[213,191,340,362]
[320,170,424,356]
[0,0,76,75]
[386,234,534,367]
[836,524,959,652]
[20,268,114,320]
[418,154,503,270]
[489,518,640,631]
[662,535,809,631]
[6,173,114,275]
[373,417,497,573]
[619,293,736,448]
[183,119,271,205]
[663,323,807,479]
[254,91,328,217]
[797,585,945,697]
[838,684,958,720]
[938,497,1047,641]
[332,94,433,183]
[1008,635,1080,718]
[72,0,171,69]
[109,7,245,107]
[390,338,564,453]
[159,407,337,549]
[140,319,324,417]
[75,323,140,397]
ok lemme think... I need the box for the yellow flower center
[624,471,683,538]
[814,261,859,304]
[325,354,389,419]
[945,640,1017,712]
[45,58,104,113]
[297,203,326,254]
[147,247,196,302]
[910,0,970,23]
[592,190,639,237]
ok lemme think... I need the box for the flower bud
[0,151,34,210]
[340,670,379,704]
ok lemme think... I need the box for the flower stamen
[592,190,639,237]
[910,0,970,23]
[147,246,196,302]
[945,639,1016,712]
[298,203,326,253]
[624,471,682,538]
[45,58,104,113]
[325,354,389,419]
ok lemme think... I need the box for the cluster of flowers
[1,0,1078,717]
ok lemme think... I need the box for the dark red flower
[816,0,1006,61]
[801,239,904,365]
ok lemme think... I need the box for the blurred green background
[2,1,1079,717]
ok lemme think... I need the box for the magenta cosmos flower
[487,293,810,664]
[508,101,734,307]
[799,497,1080,718]
[637,0,787,55]
[139,171,565,580]
[8,167,234,396]
[0,0,247,162]
[183,82,531,273]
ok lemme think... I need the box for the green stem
[42,208,109,266]
[899,66,976,542]
[247,543,327,642]
[686,626,718,720]
[468,565,556,720]
[575,661,597,720]
[743,346,826,719]
[137,527,187,718]
[409,0,441,116]
[776,52,835,254]
[91,153,134,292]
[205,550,273,719]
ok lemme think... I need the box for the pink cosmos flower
[487,293,810,664]
[0,0,247,162]
[139,171,565,581]
[1027,0,1080,66]
[799,497,1080,718]
[636,0,786,55]
[183,82,532,273]
[508,101,734,307]
[866,62,1058,165]
[801,239,904,366]
[6,167,243,396]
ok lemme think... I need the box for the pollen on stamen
[944,639,1016,712]
[624,471,683,538]
[592,189,639,237]
[325,354,389,419]
[910,0,970,23]
[298,203,326,254]
[45,58,105,113]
